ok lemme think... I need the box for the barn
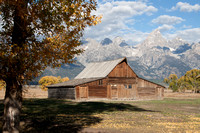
[48,57,165,100]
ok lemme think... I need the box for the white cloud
[165,28,200,43]
[123,31,149,45]
[177,28,200,43]
[158,24,174,32]
[152,15,184,25]
[171,2,200,12]
[84,1,157,43]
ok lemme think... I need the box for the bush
[39,76,69,91]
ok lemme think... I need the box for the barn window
[99,80,103,85]
[124,84,132,89]
[124,85,128,88]
[128,84,132,89]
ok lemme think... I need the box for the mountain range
[38,29,200,82]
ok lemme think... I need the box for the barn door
[111,86,118,99]
[157,88,163,99]
[79,86,88,99]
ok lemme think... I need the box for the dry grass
[0,91,200,132]
[165,92,200,99]
[0,89,48,99]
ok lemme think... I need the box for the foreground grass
[0,98,200,133]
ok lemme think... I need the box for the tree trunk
[3,78,23,133]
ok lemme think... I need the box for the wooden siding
[80,78,107,87]
[76,87,80,100]
[108,61,136,77]
[137,78,158,88]
[79,86,88,98]
[137,87,156,96]
[108,77,136,84]
[48,88,75,99]
[108,84,137,99]
[88,86,107,98]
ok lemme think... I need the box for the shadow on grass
[0,99,157,133]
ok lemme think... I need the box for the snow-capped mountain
[77,37,138,66]
[75,29,199,79]
[40,29,199,81]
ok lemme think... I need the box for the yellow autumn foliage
[39,76,60,91]
[61,77,69,82]
[0,80,6,90]
[39,76,69,91]
[164,69,200,92]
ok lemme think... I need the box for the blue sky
[84,0,200,45]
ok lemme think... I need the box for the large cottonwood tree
[0,0,101,132]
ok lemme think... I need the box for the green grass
[134,98,200,104]
[0,98,200,133]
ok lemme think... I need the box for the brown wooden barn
[48,57,165,100]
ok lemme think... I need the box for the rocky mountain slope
[39,29,199,81]
[76,29,199,79]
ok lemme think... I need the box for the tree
[183,69,200,93]
[39,76,60,91]
[177,76,192,92]
[163,74,179,92]
[61,76,70,82]
[164,69,200,93]
[0,0,101,132]
[197,74,200,79]
[39,76,69,90]
[0,80,6,90]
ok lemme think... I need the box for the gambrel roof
[75,57,127,79]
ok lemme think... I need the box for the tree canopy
[0,80,5,90]
[0,0,101,83]
[164,69,200,92]
[39,76,69,90]
[164,74,179,92]
[0,0,101,132]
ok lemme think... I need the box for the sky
[83,0,200,45]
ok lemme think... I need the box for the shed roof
[48,77,103,88]
[75,57,126,79]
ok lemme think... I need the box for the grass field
[0,97,200,133]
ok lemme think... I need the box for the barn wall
[80,78,108,87]
[115,84,137,99]
[75,78,108,99]
[88,86,107,98]
[137,78,158,88]
[48,87,75,99]
[74,76,164,100]
[137,78,164,100]
[107,77,138,100]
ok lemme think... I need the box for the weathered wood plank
[88,86,107,98]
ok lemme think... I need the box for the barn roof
[75,57,127,79]
[48,77,103,88]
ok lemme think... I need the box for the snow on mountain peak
[113,36,123,45]
[149,29,161,37]
[137,29,167,48]
[168,36,188,49]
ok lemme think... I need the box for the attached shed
[48,57,165,100]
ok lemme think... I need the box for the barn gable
[108,59,137,78]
